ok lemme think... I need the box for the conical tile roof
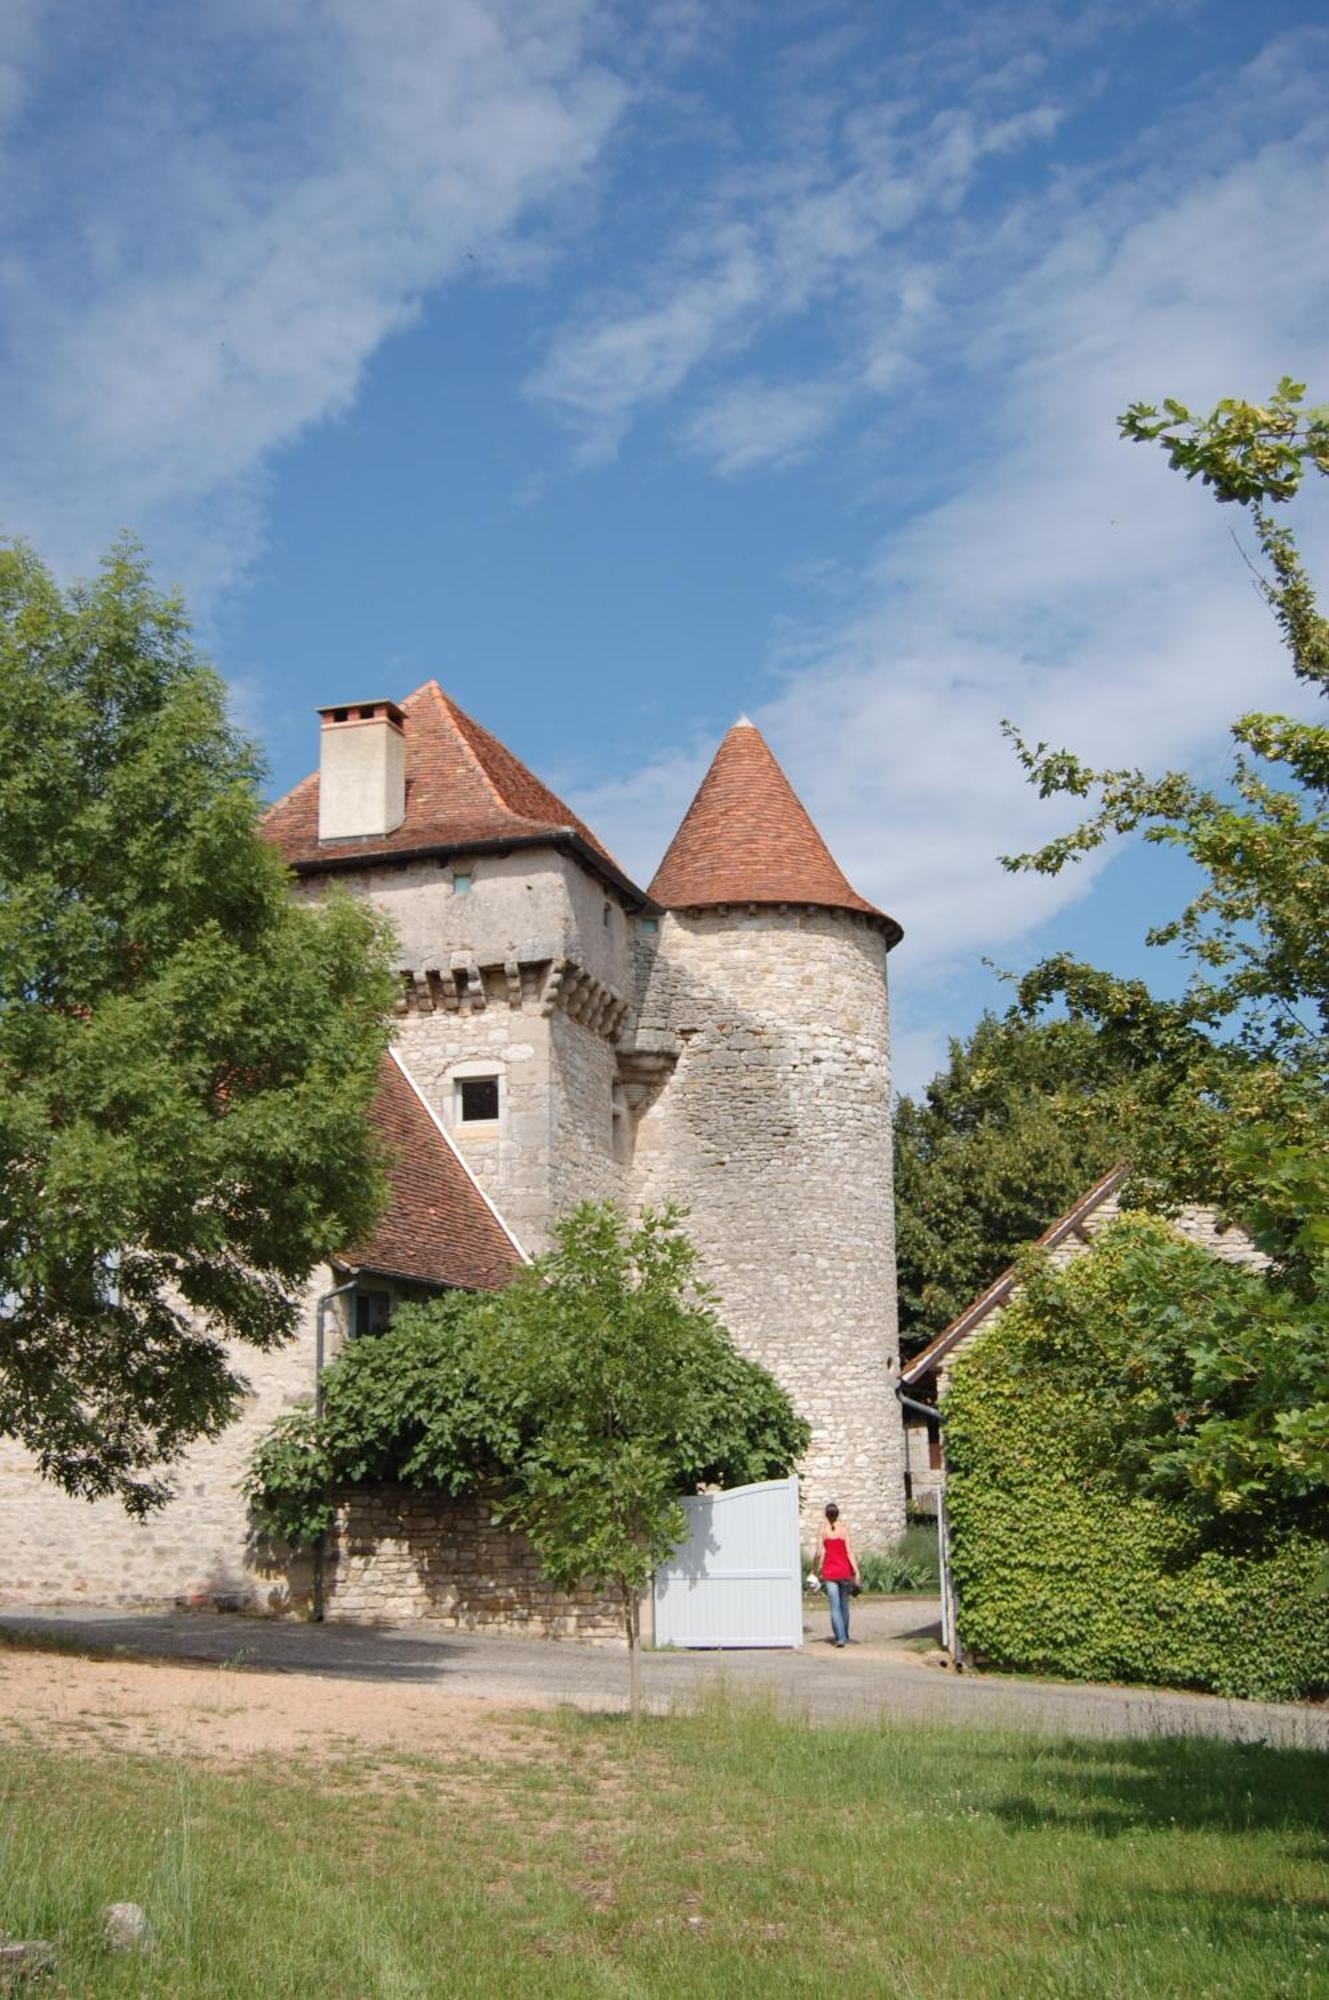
[648,719,899,939]
[265,680,641,897]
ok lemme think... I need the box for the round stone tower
[627,718,905,1547]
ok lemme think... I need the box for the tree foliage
[894,1012,1133,1351]
[945,1218,1329,1703]
[0,540,395,1511]
[247,1203,809,1695]
[996,381,1329,1505]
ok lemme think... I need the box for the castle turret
[628,718,905,1545]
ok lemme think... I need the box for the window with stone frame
[456,1073,500,1123]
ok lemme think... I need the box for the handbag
[849,1581,862,1597]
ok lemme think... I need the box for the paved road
[2,1598,1324,1750]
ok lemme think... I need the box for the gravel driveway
[2,1597,1324,1751]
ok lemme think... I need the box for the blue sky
[3,0,1327,1091]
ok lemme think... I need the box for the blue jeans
[825,1580,851,1645]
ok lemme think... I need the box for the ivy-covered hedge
[945,1219,1329,1704]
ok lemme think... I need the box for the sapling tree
[489,1202,808,1713]
[0,540,395,1511]
[247,1202,809,1713]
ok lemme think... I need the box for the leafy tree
[247,1202,809,1712]
[999,380,1329,1512]
[0,540,395,1512]
[894,1012,1133,1351]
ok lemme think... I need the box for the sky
[2,0,1327,1094]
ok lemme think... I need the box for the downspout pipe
[311,1276,359,1623]
[895,1382,963,1670]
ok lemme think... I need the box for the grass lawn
[2,1698,1325,1998]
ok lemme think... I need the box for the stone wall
[395,991,556,1249]
[628,908,905,1548]
[305,844,634,1255]
[0,1272,333,1612]
[549,1006,627,1215]
[320,1488,625,1643]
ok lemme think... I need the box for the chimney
[317,700,407,842]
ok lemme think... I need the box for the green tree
[247,1202,809,1713]
[1000,380,1329,1511]
[894,1012,1133,1352]
[0,540,395,1512]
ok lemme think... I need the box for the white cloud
[527,90,1064,457]
[0,0,627,594]
[571,34,1329,1097]
[682,377,843,475]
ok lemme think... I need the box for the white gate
[652,1476,802,1649]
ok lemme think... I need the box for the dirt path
[2,1601,1324,1752]
[0,1642,540,1764]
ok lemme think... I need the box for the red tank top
[821,1536,853,1581]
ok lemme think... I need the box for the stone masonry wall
[0,1272,332,1612]
[302,845,635,1256]
[549,1006,627,1216]
[321,1488,624,1643]
[629,908,905,1548]
[394,994,555,1251]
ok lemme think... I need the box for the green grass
[1,1701,1325,1998]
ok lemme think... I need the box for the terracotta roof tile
[648,719,900,938]
[342,1052,524,1291]
[264,680,635,890]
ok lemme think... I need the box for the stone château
[1,685,906,1619]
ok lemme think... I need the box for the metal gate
[652,1476,802,1648]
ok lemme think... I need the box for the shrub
[945,1217,1329,1703]
[857,1526,941,1593]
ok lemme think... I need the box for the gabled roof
[648,718,901,942]
[900,1164,1131,1387]
[341,1050,526,1292]
[264,680,646,903]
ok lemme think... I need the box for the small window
[353,1289,393,1339]
[451,872,472,896]
[457,1075,500,1123]
[639,916,658,935]
[603,902,611,926]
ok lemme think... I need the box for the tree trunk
[623,1583,642,1720]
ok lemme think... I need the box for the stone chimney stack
[316,700,407,842]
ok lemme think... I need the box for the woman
[816,1500,859,1647]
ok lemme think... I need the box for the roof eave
[285,828,658,913]
[332,1257,504,1294]
[657,894,902,946]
